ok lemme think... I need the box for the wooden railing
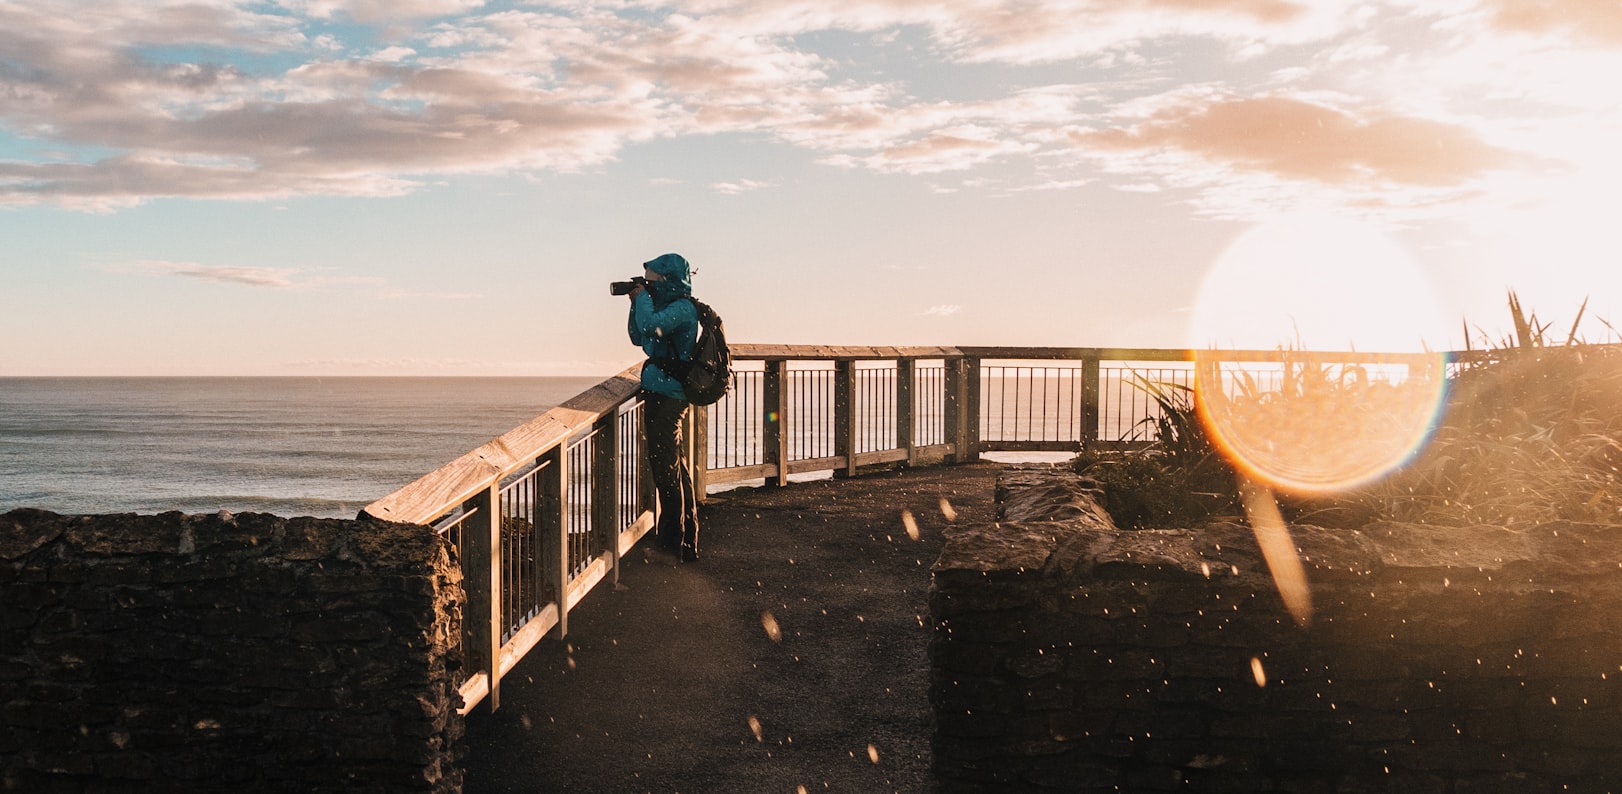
[363,344,1447,714]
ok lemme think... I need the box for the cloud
[831,131,1033,174]
[281,0,487,24]
[796,87,1088,174]
[0,0,1609,211]
[110,259,458,295]
[121,260,301,287]
[1075,95,1526,187]
[711,178,771,194]
[922,304,962,317]
[697,0,1354,65]
[1483,0,1622,46]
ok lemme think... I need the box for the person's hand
[628,283,646,299]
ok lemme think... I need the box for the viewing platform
[459,461,1003,792]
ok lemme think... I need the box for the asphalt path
[459,462,1002,794]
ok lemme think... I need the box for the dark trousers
[642,392,699,551]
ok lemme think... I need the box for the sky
[2,0,1620,376]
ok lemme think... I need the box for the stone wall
[0,509,464,793]
[930,467,1622,792]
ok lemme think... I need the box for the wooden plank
[834,360,856,478]
[497,602,559,680]
[590,413,618,587]
[729,343,796,359]
[964,358,981,463]
[959,346,1191,361]
[450,596,561,713]
[457,675,490,716]
[763,360,788,487]
[944,358,967,464]
[691,405,709,501]
[463,485,501,712]
[564,554,612,612]
[1082,354,1101,449]
[958,346,1446,365]
[785,455,846,475]
[896,358,916,467]
[544,447,568,640]
[703,463,779,484]
[730,344,964,361]
[617,510,657,557]
[853,448,910,467]
[734,343,1440,364]
[978,440,1085,452]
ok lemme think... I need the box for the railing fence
[363,345,1448,714]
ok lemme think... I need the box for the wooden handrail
[731,344,964,360]
[956,346,1447,365]
[362,364,643,525]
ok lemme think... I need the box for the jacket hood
[644,253,693,302]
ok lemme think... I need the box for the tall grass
[1071,376,1238,529]
[1341,296,1622,527]
[1078,294,1622,530]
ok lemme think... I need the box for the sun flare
[1188,212,1450,494]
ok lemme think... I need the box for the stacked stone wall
[931,467,1622,792]
[0,509,464,793]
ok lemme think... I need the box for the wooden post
[944,357,965,463]
[637,400,658,518]
[462,483,502,712]
[834,359,857,478]
[590,413,619,586]
[945,356,983,464]
[541,447,569,640]
[691,404,709,503]
[1081,353,1101,449]
[763,360,788,487]
[896,358,916,467]
[964,357,981,462]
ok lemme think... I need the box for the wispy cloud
[1076,95,1526,187]
[1482,0,1622,45]
[711,178,772,194]
[922,304,962,317]
[108,259,468,297]
[120,260,301,288]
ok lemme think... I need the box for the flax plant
[1078,294,1622,531]
[1345,328,1622,527]
[1071,376,1238,529]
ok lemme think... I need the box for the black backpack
[652,298,732,406]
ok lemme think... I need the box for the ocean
[0,377,604,520]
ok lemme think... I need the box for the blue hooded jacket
[628,253,699,400]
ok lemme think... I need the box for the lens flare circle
[1188,212,1450,494]
[1194,352,1447,495]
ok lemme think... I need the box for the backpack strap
[647,296,700,377]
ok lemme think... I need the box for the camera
[609,276,648,296]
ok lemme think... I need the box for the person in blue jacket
[626,252,701,561]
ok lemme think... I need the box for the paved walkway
[459,462,1003,794]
